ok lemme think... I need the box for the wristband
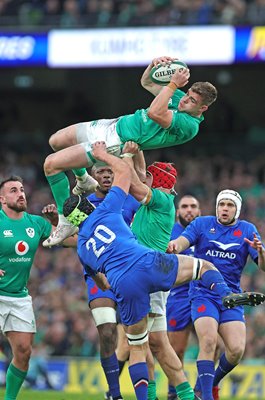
[120,153,135,158]
[167,82,178,91]
[140,188,152,205]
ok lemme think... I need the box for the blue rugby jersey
[78,187,153,287]
[87,191,139,226]
[181,216,262,298]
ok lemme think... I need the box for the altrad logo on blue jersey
[206,240,240,259]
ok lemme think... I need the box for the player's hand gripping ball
[150,60,188,85]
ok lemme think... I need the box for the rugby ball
[150,60,188,85]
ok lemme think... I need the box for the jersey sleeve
[168,112,201,144]
[80,258,96,278]
[33,215,52,239]
[147,189,173,212]
[181,217,201,245]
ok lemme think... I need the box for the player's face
[217,200,237,225]
[144,171,153,188]
[177,197,200,227]
[93,167,114,192]
[178,89,208,116]
[0,181,27,212]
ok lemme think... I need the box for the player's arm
[141,60,163,96]
[92,272,111,291]
[141,56,177,96]
[126,143,146,183]
[244,233,265,271]
[147,67,190,128]
[92,141,131,194]
[167,236,190,254]
[121,142,152,204]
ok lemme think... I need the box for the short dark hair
[0,175,23,192]
[190,82,217,106]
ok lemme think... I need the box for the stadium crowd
[1,148,265,361]
[0,0,264,28]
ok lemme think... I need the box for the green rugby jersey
[131,189,175,252]
[116,89,204,150]
[0,210,52,297]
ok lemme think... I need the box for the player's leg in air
[43,120,122,247]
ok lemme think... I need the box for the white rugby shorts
[76,118,121,156]
[0,295,36,333]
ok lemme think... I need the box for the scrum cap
[147,162,177,190]
[216,189,242,220]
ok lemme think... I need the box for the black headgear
[63,195,95,227]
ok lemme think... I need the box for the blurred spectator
[1,147,265,361]
[4,0,265,27]
[246,0,265,25]
[60,0,81,27]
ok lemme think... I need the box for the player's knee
[200,259,217,275]
[15,342,32,362]
[49,131,61,151]
[200,337,217,355]
[98,323,117,351]
[227,341,245,363]
[126,330,148,346]
[44,154,56,175]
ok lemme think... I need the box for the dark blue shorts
[85,276,116,305]
[191,296,245,324]
[166,287,192,332]
[111,252,179,326]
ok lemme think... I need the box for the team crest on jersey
[209,228,215,233]
[15,241,29,256]
[26,228,35,238]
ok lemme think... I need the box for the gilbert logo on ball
[150,60,188,85]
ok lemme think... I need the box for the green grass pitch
[0,389,258,400]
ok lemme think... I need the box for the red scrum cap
[147,162,177,190]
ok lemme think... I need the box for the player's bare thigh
[174,255,215,286]
[173,254,195,285]
[44,144,90,175]
[49,124,79,151]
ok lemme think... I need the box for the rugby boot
[42,223,78,247]
[223,291,265,308]
[213,386,220,400]
[72,176,98,195]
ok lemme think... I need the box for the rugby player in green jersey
[0,176,57,400]
[43,55,217,247]
[120,142,200,400]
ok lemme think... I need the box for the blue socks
[201,270,231,297]
[101,353,121,398]
[213,353,235,386]
[197,360,215,400]
[194,375,202,394]
[168,383,177,396]
[129,362,148,400]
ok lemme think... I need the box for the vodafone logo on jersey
[15,241,29,256]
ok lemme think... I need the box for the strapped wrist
[167,81,178,91]
[120,153,135,158]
